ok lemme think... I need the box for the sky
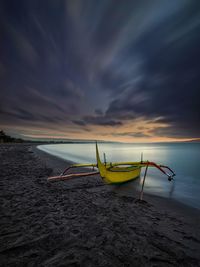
[0,0,200,142]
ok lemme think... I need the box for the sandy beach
[0,144,200,267]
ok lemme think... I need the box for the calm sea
[38,142,200,209]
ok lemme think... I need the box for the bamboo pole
[48,171,99,182]
[139,161,149,200]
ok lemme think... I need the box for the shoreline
[0,143,200,266]
[36,142,200,211]
[35,144,200,217]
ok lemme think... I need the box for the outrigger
[48,143,175,185]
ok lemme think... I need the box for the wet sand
[0,144,200,266]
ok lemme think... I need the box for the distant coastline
[1,130,200,144]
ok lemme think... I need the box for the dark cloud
[0,0,199,139]
[113,132,150,138]
[148,126,200,139]
[95,109,103,115]
[10,107,37,121]
[72,120,86,126]
[0,106,66,125]
[104,1,200,138]
[82,115,122,127]
[72,115,122,127]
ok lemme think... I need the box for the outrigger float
[48,143,175,198]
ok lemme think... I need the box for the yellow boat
[96,143,141,184]
[48,143,175,184]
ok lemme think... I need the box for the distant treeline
[0,130,24,143]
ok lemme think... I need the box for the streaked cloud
[0,0,199,141]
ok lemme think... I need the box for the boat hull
[96,143,141,184]
[102,167,141,184]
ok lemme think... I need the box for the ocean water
[38,142,200,209]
